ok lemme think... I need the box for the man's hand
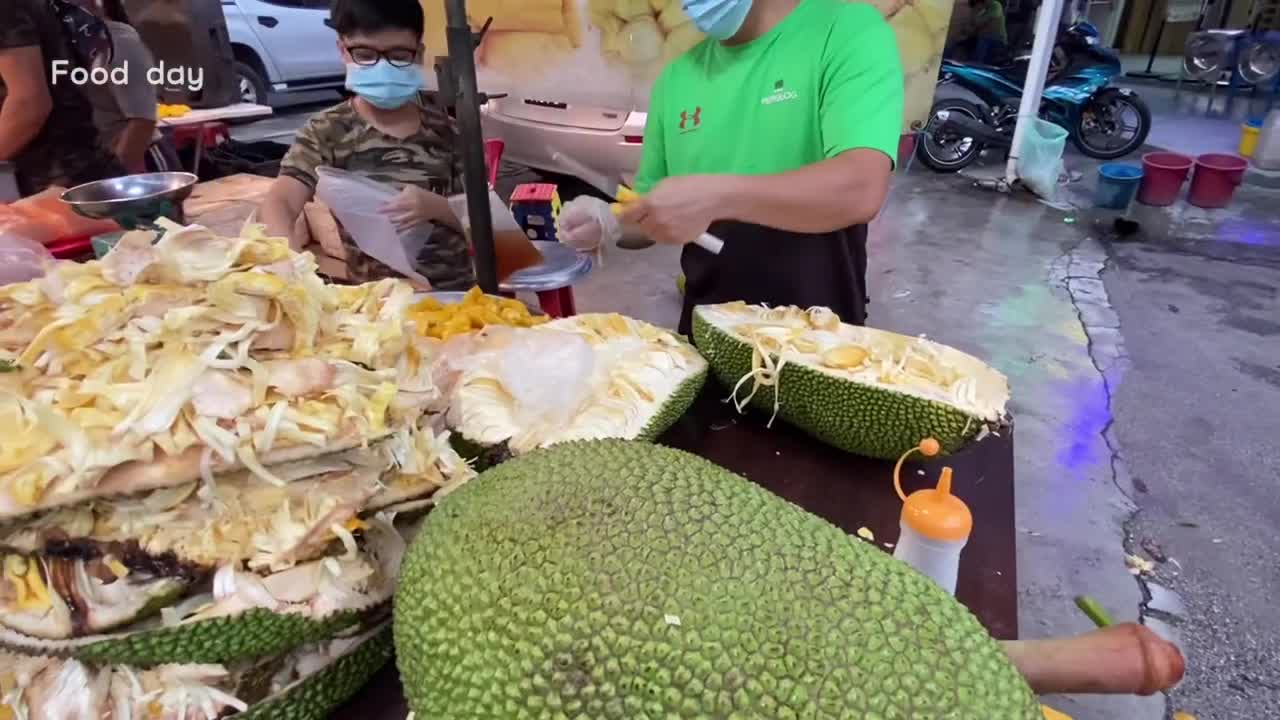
[618,175,724,246]
[381,186,456,233]
[558,195,619,252]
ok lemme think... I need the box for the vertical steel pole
[444,0,498,294]
[1005,0,1065,185]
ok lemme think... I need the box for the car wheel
[234,61,269,105]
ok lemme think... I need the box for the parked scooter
[917,21,1151,172]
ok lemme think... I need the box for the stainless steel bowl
[60,172,199,221]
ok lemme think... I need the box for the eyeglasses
[344,45,420,68]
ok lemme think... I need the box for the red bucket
[1137,152,1193,206]
[1188,153,1248,209]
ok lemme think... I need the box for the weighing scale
[60,172,198,258]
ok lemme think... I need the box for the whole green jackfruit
[394,440,1038,719]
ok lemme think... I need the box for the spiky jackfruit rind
[78,608,368,667]
[691,308,996,459]
[635,367,706,442]
[2,606,383,667]
[235,626,394,720]
[394,441,1040,719]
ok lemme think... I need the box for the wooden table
[334,385,1019,718]
[184,174,274,236]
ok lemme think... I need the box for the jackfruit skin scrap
[394,441,1039,719]
[237,626,394,720]
[691,308,987,460]
[4,607,373,667]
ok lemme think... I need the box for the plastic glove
[557,195,620,252]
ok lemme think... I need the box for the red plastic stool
[497,289,576,319]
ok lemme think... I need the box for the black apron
[677,220,870,337]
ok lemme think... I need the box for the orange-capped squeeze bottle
[891,439,973,595]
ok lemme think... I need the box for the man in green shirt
[561,0,904,335]
[960,0,1008,64]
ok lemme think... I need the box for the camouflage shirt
[280,96,476,290]
[0,0,123,196]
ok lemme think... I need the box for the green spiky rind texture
[692,309,989,459]
[235,627,394,720]
[394,441,1039,719]
[635,368,706,442]
[74,607,374,667]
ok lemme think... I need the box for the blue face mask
[345,61,424,109]
[682,0,754,40]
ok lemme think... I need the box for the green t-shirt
[973,1,1008,43]
[634,0,904,194]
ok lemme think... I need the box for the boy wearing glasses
[260,0,473,289]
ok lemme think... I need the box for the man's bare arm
[114,119,156,174]
[260,176,314,249]
[0,46,53,162]
[718,149,893,232]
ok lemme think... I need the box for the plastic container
[1239,118,1263,157]
[1253,110,1280,171]
[1137,152,1194,206]
[890,440,973,596]
[1188,153,1248,209]
[1094,164,1143,210]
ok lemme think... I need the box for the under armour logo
[679,107,702,131]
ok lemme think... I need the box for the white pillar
[1005,0,1067,185]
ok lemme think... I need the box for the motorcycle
[917,21,1151,172]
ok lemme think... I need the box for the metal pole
[444,0,498,294]
[1005,0,1066,185]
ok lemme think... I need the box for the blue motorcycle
[917,21,1151,172]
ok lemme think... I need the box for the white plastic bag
[1016,119,1069,201]
[0,226,56,286]
[314,166,434,287]
[458,326,597,430]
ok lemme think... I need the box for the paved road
[1102,199,1280,719]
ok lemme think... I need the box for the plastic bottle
[890,439,974,595]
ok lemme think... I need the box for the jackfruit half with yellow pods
[445,313,707,460]
[692,301,1010,459]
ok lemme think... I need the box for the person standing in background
[77,0,182,173]
[559,0,904,336]
[965,0,1008,64]
[0,0,124,195]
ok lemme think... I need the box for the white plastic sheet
[314,167,434,287]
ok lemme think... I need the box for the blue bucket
[1095,164,1144,210]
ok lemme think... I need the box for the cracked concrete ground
[570,155,1278,719]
